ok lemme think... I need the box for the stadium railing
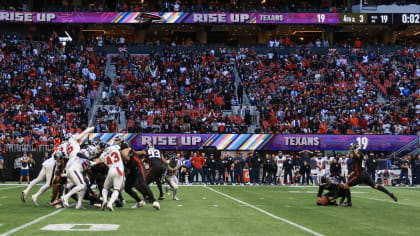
[2,144,54,153]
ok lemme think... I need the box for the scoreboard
[0,11,419,24]
[339,13,420,25]
[367,13,393,24]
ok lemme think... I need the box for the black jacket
[284,159,294,171]
[365,157,377,172]
[330,162,341,176]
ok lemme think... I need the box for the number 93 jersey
[100,146,124,169]
[147,148,161,160]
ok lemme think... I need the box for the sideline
[206,186,325,236]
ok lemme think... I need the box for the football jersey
[324,157,332,170]
[276,156,286,168]
[65,138,81,160]
[42,157,56,169]
[340,158,348,169]
[166,159,182,177]
[100,146,124,169]
[316,158,323,170]
[147,148,161,160]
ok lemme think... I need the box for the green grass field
[0,183,419,236]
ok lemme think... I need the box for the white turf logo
[41,224,120,231]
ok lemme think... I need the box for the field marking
[353,196,420,208]
[0,186,24,191]
[206,187,325,236]
[0,208,65,236]
[41,224,119,231]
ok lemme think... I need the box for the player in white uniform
[275,151,286,184]
[340,155,348,179]
[324,155,333,177]
[91,143,125,211]
[315,155,324,185]
[21,152,64,206]
[61,127,94,209]
[161,154,182,200]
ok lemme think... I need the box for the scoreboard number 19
[356,137,369,150]
[317,14,325,23]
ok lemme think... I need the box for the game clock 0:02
[397,13,420,24]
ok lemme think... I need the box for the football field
[0,183,419,236]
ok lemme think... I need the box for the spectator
[19,152,30,184]
[28,153,36,180]
[398,157,409,186]
[233,152,244,185]
[191,152,205,183]
[366,153,378,182]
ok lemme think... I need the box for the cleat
[93,203,102,208]
[173,197,180,201]
[341,202,352,207]
[101,200,108,211]
[31,195,39,207]
[61,196,69,208]
[50,199,61,206]
[21,191,27,202]
[55,204,63,209]
[158,195,165,200]
[152,201,160,210]
[75,204,86,210]
[390,193,398,202]
[106,203,114,212]
[136,200,146,208]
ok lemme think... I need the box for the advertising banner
[88,133,418,151]
[0,11,339,24]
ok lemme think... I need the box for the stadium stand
[236,46,419,135]
[101,48,250,133]
[0,37,106,147]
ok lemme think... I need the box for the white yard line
[0,207,68,236]
[206,187,325,236]
[353,195,420,208]
[0,186,24,191]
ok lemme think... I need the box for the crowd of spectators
[236,46,420,135]
[103,48,252,133]
[0,35,106,148]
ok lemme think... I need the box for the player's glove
[90,161,97,167]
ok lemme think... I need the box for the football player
[21,151,64,206]
[324,155,333,177]
[315,153,324,185]
[60,127,94,209]
[119,141,159,210]
[275,151,285,185]
[343,143,398,205]
[317,176,351,206]
[161,153,182,200]
[145,145,166,200]
[90,142,124,211]
[339,154,348,180]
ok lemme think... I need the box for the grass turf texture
[0,184,419,236]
